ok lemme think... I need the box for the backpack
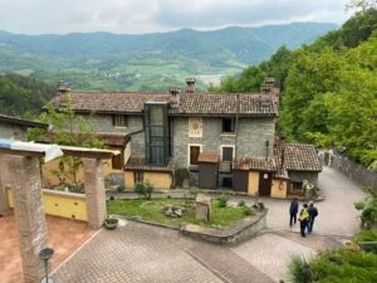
[299,208,309,222]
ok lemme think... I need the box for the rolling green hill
[0,22,336,91]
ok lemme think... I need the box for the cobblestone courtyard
[53,167,366,282]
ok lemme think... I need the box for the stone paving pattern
[52,167,366,282]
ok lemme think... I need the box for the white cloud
[0,0,351,34]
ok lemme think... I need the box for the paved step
[186,242,275,283]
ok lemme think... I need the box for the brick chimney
[169,87,180,108]
[56,80,71,94]
[186,77,196,94]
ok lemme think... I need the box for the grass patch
[107,198,249,228]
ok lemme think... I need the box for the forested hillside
[0,74,55,116]
[0,22,336,92]
[211,7,377,169]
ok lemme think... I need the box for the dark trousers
[300,220,308,237]
[290,213,297,226]
[307,218,315,234]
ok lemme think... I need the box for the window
[222,147,234,162]
[190,146,201,165]
[222,118,235,133]
[134,171,144,183]
[144,103,171,166]
[112,154,123,170]
[112,115,128,127]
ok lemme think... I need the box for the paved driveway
[264,166,366,236]
[52,167,366,282]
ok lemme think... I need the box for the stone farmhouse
[50,78,322,198]
[0,113,48,140]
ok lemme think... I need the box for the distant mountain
[0,22,337,91]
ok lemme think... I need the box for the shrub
[238,200,246,207]
[355,188,377,229]
[288,256,311,283]
[217,195,229,208]
[310,249,377,282]
[135,181,154,200]
[189,186,200,196]
[243,207,255,216]
[354,229,377,253]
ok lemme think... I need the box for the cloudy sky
[0,0,352,34]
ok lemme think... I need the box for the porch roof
[198,151,219,163]
[124,156,175,172]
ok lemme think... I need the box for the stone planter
[103,218,119,230]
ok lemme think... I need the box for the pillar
[8,155,48,283]
[83,158,107,229]
[0,154,11,214]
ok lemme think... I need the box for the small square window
[113,115,128,127]
[222,118,235,133]
[222,147,234,162]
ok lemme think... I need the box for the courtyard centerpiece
[107,197,254,229]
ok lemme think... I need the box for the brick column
[8,155,48,283]
[83,158,107,229]
[0,154,11,214]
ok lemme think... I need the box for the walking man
[307,201,318,234]
[298,203,310,237]
[289,197,299,226]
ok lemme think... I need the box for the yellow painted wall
[271,179,288,199]
[248,171,259,196]
[42,157,114,188]
[42,158,85,188]
[7,188,87,221]
[124,170,172,190]
[144,172,172,190]
[124,171,135,190]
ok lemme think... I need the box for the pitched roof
[96,133,130,147]
[51,92,171,114]
[234,157,277,172]
[0,113,48,128]
[51,91,278,117]
[283,144,322,172]
[124,156,175,172]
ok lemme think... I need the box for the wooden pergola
[0,141,119,283]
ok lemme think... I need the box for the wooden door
[258,172,272,196]
[233,170,248,192]
[199,163,218,189]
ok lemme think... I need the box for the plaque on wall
[188,117,203,138]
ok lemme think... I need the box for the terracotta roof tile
[125,156,175,172]
[51,91,278,117]
[283,144,322,172]
[234,157,277,171]
[198,151,219,163]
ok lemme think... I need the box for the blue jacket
[290,199,299,214]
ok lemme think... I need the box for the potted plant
[103,217,119,230]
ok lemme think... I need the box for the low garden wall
[7,187,87,221]
[181,208,267,244]
[321,151,377,188]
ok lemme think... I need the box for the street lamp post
[39,248,54,283]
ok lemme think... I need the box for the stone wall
[0,122,27,140]
[323,151,377,188]
[288,171,319,185]
[181,208,267,244]
[173,117,275,168]
[77,113,146,157]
